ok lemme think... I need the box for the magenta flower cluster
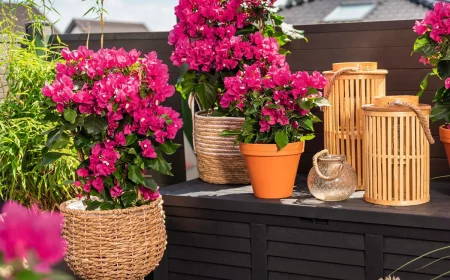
[413,1,450,42]
[42,46,182,207]
[0,201,65,274]
[169,0,277,72]
[222,63,327,133]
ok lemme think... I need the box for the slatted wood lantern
[323,62,387,190]
[362,96,434,206]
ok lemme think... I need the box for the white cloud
[45,0,178,32]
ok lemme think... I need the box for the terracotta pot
[440,125,450,166]
[239,142,305,199]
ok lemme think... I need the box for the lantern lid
[332,62,377,71]
[323,62,388,75]
[362,95,431,112]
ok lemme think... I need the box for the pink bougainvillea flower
[110,185,124,198]
[76,168,89,177]
[139,186,160,201]
[0,201,65,273]
[445,77,450,89]
[139,139,157,158]
[92,177,105,193]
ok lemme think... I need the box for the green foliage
[0,1,78,210]
[413,30,450,124]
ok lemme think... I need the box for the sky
[45,0,179,32]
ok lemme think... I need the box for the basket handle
[188,93,203,154]
[312,149,344,181]
[393,101,435,145]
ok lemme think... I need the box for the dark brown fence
[57,19,449,181]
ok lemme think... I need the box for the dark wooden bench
[150,175,450,280]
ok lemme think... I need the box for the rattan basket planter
[60,197,167,280]
[194,111,250,184]
[362,96,433,206]
[323,62,387,191]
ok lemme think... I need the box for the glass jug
[307,150,357,201]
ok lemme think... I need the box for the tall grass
[0,1,78,210]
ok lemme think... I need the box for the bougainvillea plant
[0,201,69,279]
[41,46,182,210]
[413,1,450,127]
[170,0,305,116]
[220,61,329,149]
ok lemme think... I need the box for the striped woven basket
[194,111,250,184]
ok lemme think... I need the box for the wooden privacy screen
[286,20,448,178]
[56,19,449,180]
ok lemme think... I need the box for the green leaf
[44,271,74,280]
[46,129,70,150]
[430,103,450,122]
[62,180,75,185]
[83,115,108,135]
[16,270,41,280]
[63,108,77,124]
[40,152,69,166]
[121,191,138,207]
[195,82,217,111]
[418,72,436,97]
[220,129,241,136]
[314,97,331,107]
[45,98,57,107]
[177,63,190,83]
[159,142,181,155]
[275,131,289,150]
[300,134,315,141]
[176,72,196,99]
[128,164,144,184]
[438,60,450,80]
[413,36,430,52]
[100,202,115,210]
[113,169,124,180]
[86,201,101,210]
[146,155,173,176]
[126,134,137,146]
[299,119,314,131]
[434,86,448,103]
[74,134,90,149]
[128,148,138,155]
[143,177,158,191]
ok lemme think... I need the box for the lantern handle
[393,101,435,144]
[188,93,203,154]
[312,149,344,181]
[321,67,359,111]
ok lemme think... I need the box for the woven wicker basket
[60,197,167,280]
[194,111,250,184]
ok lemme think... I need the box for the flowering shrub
[221,62,329,149]
[41,46,182,210]
[413,1,450,126]
[0,201,68,279]
[170,0,305,115]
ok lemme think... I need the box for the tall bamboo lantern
[362,96,434,206]
[323,62,387,191]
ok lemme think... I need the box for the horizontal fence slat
[267,226,364,250]
[167,244,251,268]
[167,230,251,253]
[268,256,365,280]
[169,259,251,280]
[166,216,250,238]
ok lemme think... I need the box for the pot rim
[239,141,305,156]
[319,154,346,163]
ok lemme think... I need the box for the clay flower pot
[239,142,305,199]
[440,125,450,166]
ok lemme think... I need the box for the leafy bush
[0,1,78,210]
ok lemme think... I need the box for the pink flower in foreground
[0,201,65,273]
[413,20,428,35]
[92,177,105,193]
[76,168,89,177]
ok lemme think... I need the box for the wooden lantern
[362,96,434,206]
[323,62,388,190]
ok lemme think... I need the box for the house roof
[0,2,58,33]
[279,0,432,25]
[64,19,149,34]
